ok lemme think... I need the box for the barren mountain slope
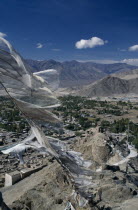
[26,59,137,87]
[113,69,138,80]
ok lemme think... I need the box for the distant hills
[112,69,138,80]
[26,59,137,87]
[77,71,138,97]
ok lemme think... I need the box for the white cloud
[75,37,107,49]
[128,45,138,51]
[0,32,7,38]
[36,43,43,49]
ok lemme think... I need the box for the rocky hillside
[77,75,138,97]
[2,128,138,210]
[113,69,138,80]
[25,59,137,87]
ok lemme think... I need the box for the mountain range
[26,59,137,88]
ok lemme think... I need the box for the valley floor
[0,96,138,209]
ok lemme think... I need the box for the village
[0,95,138,189]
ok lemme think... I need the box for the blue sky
[1,0,138,63]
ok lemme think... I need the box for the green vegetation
[55,95,138,148]
[55,95,100,131]
[100,119,138,149]
[0,96,29,133]
[0,95,137,148]
[97,108,122,116]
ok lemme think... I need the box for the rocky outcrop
[90,132,112,165]
[1,130,138,210]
